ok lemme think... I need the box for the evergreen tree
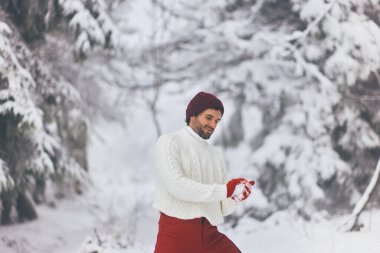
[0,0,119,224]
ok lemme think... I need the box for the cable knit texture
[153,126,237,226]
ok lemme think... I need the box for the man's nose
[209,121,217,129]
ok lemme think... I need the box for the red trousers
[154,213,241,253]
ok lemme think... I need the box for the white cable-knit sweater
[153,126,237,225]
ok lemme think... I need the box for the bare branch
[152,0,203,24]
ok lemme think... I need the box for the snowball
[232,181,253,202]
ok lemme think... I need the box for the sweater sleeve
[220,158,238,216]
[221,198,238,216]
[155,135,227,203]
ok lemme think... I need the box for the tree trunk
[32,176,46,204]
[1,196,13,225]
[16,192,38,222]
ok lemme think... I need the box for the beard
[190,115,215,139]
[195,124,213,139]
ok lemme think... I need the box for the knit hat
[186,91,224,123]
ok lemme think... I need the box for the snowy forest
[1,0,380,252]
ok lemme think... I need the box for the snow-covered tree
[0,0,125,225]
[1,0,120,59]
[0,20,87,224]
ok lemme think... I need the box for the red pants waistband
[159,212,210,224]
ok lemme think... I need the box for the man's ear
[189,115,196,125]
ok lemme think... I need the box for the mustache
[204,127,214,132]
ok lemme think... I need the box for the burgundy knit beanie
[185,91,224,123]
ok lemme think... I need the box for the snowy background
[1,0,380,252]
[1,93,379,253]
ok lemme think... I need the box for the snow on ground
[222,209,380,253]
[0,195,99,253]
[1,186,379,253]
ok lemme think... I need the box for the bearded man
[153,91,254,253]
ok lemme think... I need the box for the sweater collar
[184,126,208,144]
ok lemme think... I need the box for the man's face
[189,109,222,139]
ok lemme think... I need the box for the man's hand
[239,180,255,201]
[227,178,255,199]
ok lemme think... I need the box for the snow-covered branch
[0,160,14,193]
[58,0,120,58]
[339,156,380,231]
[352,158,380,216]
[285,0,338,42]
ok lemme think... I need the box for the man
[153,91,254,253]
